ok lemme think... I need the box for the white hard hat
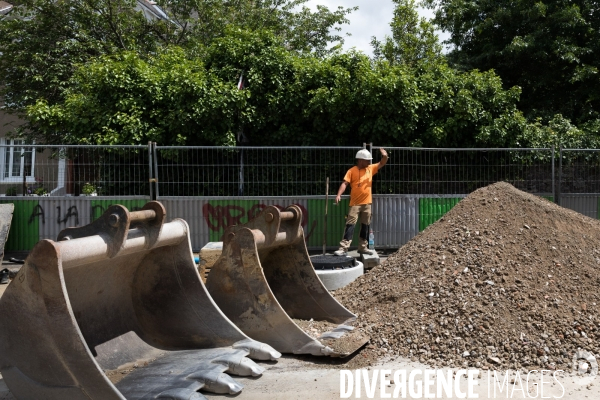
[355,149,372,160]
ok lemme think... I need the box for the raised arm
[377,148,389,168]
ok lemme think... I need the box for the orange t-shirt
[343,164,379,206]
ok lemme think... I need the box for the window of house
[1,139,35,182]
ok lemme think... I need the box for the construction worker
[334,147,388,256]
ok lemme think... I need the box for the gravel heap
[336,182,600,371]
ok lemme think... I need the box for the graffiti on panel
[26,204,80,225]
[57,206,80,225]
[202,202,317,241]
[28,205,45,224]
[26,202,148,228]
[202,204,247,231]
[8,199,152,252]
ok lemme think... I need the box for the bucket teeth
[188,366,244,395]
[232,338,282,361]
[319,324,355,340]
[211,351,266,377]
[233,357,265,377]
[114,348,267,399]
[294,340,335,356]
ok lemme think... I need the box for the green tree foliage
[371,0,442,66]
[207,30,529,147]
[0,0,355,114]
[27,48,246,145]
[28,29,533,147]
[522,115,600,149]
[7,0,573,148]
[424,0,600,126]
[0,0,152,110]
[150,0,356,56]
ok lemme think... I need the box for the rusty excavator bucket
[205,205,369,357]
[0,202,280,400]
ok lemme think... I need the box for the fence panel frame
[7,144,600,251]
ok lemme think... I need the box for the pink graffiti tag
[203,203,316,241]
[201,204,246,232]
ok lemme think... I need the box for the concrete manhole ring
[310,255,363,291]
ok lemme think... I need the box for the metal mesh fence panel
[155,146,555,197]
[372,147,555,195]
[0,145,559,198]
[155,146,363,197]
[0,145,151,197]
[560,149,600,193]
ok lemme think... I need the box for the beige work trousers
[339,204,371,251]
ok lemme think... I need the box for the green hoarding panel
[419,198,461,231]
[307,199,361,248]
[90,199,150,221]
[0,199,39,251]
[419,196,554,231]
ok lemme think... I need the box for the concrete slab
[203,356,600,400]
[360,252,381,270]
[198,241,223,282]
[198,241,223,269]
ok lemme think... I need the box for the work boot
[0,268,9,284]
[335,239,351,256]
[357,239,374,255]
[334,248,347,256]
[357,248,374,255]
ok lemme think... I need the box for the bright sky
[303,0,450,56]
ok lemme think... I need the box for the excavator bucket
[205,205,369,357]
[0,203,14,263]
[0,201,280,400]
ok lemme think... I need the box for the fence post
[21,146,27,195]
[152,142,160,200]
[148,142,155,200]
[551,146,555,203]
[239,147,244,196]
[557,146,562,206]
[323,177,329,255]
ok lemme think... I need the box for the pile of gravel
[336,182,600,371]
